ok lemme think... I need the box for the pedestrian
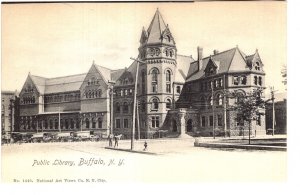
[143,141,148,151]
[108,134,113,147]
[114,135,119,148]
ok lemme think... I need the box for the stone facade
[16,9,266,138]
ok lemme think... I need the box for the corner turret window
[166,99,172,109]
[152,98,159,110]
[151,69,158,82]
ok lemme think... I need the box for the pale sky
[1,2,286,94]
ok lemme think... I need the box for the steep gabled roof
[186,47,242,82]
[175,54,195,83]
[44,73,86,94]
[30,75,47,94]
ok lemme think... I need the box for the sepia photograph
[1,1,287,184]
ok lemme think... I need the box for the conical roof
[146,9,168,44]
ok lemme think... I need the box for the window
[124,119,129,128]
[125,89,128,96]
[85,118,89,128]
[258,76,262,86]
[216,94,223,106]
[233,76,239,85]
[219,78,223,87]
[123,102,129,113]
[65,119,69,129]
[92,118,96,128]
[241,76,247,85]
[98,119,102,128]
[152,83,157,93]
[116,119,121,128]
[176,86,181,93]
[54,119,58,129]
[254,76,258,85]
[151,69,158,82]
[151,116,159,128]
[166,35,171,42]
[152,98,159,110]
[120,90,123,96]
[116,102,120,113]
[70,119,75,129]
[166,70,171,82]
[166,99,171,109]
[255,62,260,71]
[217,115,222,126]
[209,116,213,126]
[201,116,206,127]
[49,119,53,129]
[208,96,213,106]
[166,84,171,93]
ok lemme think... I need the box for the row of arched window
[21,117,103,130]
[84,89,102,99]
[199,94,224,107]
[44,93,80,103]
[114,89,133,97]
[22,96,36,104]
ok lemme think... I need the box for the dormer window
[166,35,171,42]
[254,62,261,71]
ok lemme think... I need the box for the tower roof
[146,9,168,44]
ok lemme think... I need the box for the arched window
[65,119,69,129]
[255,62,260,71]
[208,96,213,106]
[116,102,120,113]
[216,94,223,106]
[92,118,96,128]
[166,70,171,82]
[54,119,58,129]
[151,69,158,82]
[123,102,129,113]
[166,99,172,109]
[166,35,171,42]
[70,119,74,129]
[152,98,159,110]
[98,119,102,129]
[49,119,53,129]
[170,51,173,58]
[85,118,90,129]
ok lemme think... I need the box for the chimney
[213,50,219,55]
[197,47,203,71]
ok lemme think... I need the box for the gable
[228,49,248,72]
[19,75,40,98]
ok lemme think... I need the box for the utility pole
[58,107,61,132]
[270,86,277,136]
[108,81,116,135]
[137,100,140,140]
[211,82,215,139]
[223,75,227,138]
[130,57,145,150]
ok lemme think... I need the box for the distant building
[1,91,19,138]
[265,92,287,134]
[17,9,266,138]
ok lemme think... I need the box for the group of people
[108,134,121,148]
[108,133,148,151]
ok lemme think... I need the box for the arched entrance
[187,119,193,132]
[172,119,177,132]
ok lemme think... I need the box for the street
[1,138,286,182]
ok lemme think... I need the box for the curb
[104,147,159,155]
[194,143,287,151]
